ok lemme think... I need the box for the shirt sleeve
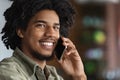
[0,70,27,80]
[0,62,27,80]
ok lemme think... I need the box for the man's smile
[40,41,55,50]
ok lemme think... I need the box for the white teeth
[41,42,53,46]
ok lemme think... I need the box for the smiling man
[0,0,86,80]
[19,10,60,63]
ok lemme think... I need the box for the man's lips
[41,42,54,46]
[39,41,55,50]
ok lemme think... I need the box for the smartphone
[54,37,66,60]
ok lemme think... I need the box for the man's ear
[16,28,24,38]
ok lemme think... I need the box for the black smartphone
[54,37,66,60]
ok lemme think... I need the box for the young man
[0,0,86,80]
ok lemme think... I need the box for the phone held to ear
[54,37,66,60]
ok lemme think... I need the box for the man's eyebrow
[34,20,47,24]
[34,20,60,25]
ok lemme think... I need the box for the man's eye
[36,23,46,28]
[54,25,60,30]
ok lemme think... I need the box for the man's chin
[31,52,54,61]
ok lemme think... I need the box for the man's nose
[45,27,56,37]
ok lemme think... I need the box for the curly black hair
[1,0,76,50]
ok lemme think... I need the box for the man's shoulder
[0,56,30,80]
[0,56,24,75]
[0,57,19,71]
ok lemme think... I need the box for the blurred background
[1,0,120,80]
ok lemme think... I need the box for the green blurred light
[93,31,106,45]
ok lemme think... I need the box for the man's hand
[58,37,87,80]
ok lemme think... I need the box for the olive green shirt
[0,48,63,80]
